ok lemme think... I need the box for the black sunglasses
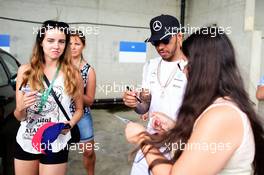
[151,38,171,47]
[43,20,69,28]
[70,29,85,38]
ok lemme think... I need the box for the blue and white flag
[119,41,146,63]
[0,34,10,52]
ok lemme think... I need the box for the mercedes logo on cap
[153,20,162,31]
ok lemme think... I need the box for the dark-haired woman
[126,27,264,175]
[14,20,83,175]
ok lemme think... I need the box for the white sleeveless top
[194,98,255,175]
[16,76,72,154]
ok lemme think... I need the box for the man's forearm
[135,102,150,114]
[256,86,264,100]
[135,89,151,114]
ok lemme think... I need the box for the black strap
[84,63,90,94]
[86,63,90,71]
[43,75,71,121]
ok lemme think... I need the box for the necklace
[78,57,83,70]
[73,57,83,70]
[157,59,179,98]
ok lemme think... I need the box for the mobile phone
[126,86,142,103]
[26,113,42,128]
[64,123,72,129]
[20,86,31,94]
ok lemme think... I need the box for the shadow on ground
[67,107,146,175]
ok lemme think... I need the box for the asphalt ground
[67,107,145,175]
[2,104,263,175]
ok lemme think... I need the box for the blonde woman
[70,30,96,175]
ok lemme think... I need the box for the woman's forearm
[142,144,173,175]
[83,95,94,107]
[70,108,83,126]
[14,108,26,121]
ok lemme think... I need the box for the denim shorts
[77,112,94,142]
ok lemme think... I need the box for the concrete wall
[1,0,263,102]
[255,0,264,77]
[185,0,249,84]
[255,0,264,115]
[185,0,263,106]
[0,0,181,98]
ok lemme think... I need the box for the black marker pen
[126,86,142,103]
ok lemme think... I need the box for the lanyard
[37,64,61,113]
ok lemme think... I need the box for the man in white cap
[123,14,188,175]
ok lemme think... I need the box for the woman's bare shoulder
[195,105,244,144]
[18,64,30,75]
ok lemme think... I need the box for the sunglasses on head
[70,29,85,38]
[43,20,69,29]
[151,38,171,47]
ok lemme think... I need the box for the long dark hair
[144,27,264,174]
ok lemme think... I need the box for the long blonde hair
[21,20,79,98]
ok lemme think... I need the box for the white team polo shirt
[141,57,187,130]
